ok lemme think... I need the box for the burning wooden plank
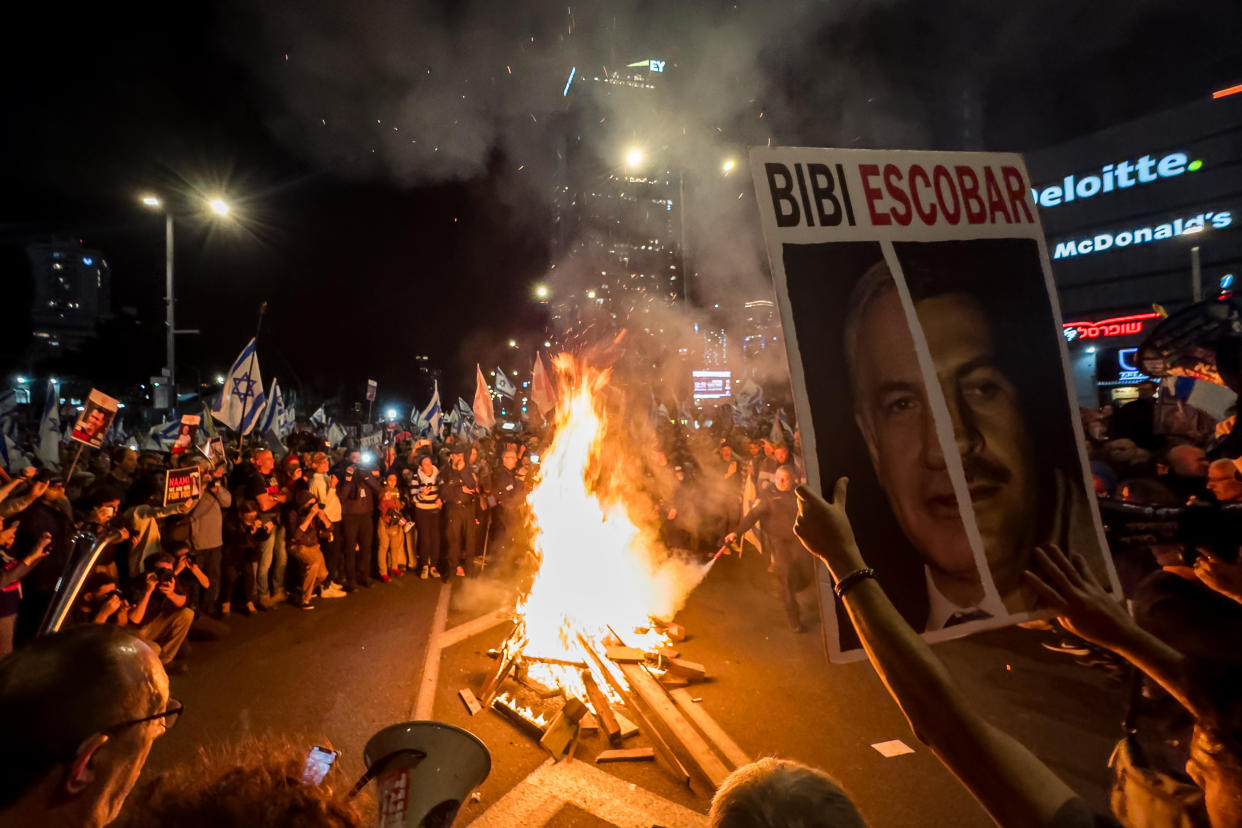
[614,712,639,740]
[581,670,623,745]
[512,665,562,699]
[479,645,519,706]
[604,645,646,663]
[459,688,483,716]
[579,633,691,785]
[665,658,707,683]
[491,693,548,740]
[669,689,752,770]
[618,662,731,789]
[651,618,687,642]
[519,654,588,669]
[539,698,588,759]
[596,747,655,763]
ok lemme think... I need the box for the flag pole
[236,301,268,452]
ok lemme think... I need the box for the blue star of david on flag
[211,338,266,435]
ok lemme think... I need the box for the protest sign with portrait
[70,389,120,449]
[171,414,200,456]
[751,148,1119,661]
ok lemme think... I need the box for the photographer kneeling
[125,553,193,674]
[167,542,228,642]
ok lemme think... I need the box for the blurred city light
[208,197,230,217]
[141,195,162,208]
[722,159,736,173]
[625,148,643,167]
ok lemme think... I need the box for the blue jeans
[254,524,287,598]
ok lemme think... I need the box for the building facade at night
[549,58,684,330]
[25,238,113,352]
[1026,92,1242,406]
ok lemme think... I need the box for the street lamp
[534,284,549,300]
[722,159,736,174]
[140,192,232,411]
[508,339,518,349]
[625,148,643,168]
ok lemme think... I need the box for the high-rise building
[26,238,113,351]
[549,58,684,330]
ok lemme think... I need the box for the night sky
[2,0,1239,413]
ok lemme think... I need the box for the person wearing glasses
[0,625,179,828]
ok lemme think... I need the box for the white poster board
[750,148,1118,662]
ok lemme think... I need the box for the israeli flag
[494,368,517,399]
[419,381,443,439]
[0,431,30,472]
[259,379,296,439]
[211,338,266,435]
[310,405,327,427]
[456,397,473,421]
[0,389,17,439]
[735,378,762,414]
[410,403,426,430]
[1164,376,1237,421]
[778,409,794,439]
[144,420,181,452]
[326,419,347,447]
[732,405,755,430]
[36,380,61,468]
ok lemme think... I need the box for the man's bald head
[1167,444,1209,480]
[0,625,167,812]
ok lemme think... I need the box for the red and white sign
[1061,312,1161,341]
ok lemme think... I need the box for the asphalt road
[133,548,1126,827]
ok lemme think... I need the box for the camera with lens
[156,568,176,584]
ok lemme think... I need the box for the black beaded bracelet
[833,567,877,598]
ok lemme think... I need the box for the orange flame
[514,358,707,695]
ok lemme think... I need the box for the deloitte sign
[1030,151,1202,209]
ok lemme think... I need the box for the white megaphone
[352,721,491,828]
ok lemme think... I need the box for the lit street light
[625,148,643,168]
[534,284,549,300]
[215,374,226,385]
[508,339,518,349]
[722,159,736,174]
[141,192,234,410]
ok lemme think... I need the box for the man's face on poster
[85,408,107,434]
[853,288,1037,583]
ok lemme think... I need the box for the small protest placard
[171,414,200,456]
[70,389,119,449]
[163,467,202,506]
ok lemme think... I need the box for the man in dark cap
[0,625,174,827]
[441,444,479,580]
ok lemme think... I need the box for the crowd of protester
[0,425,555,671]
[4,376,1242,826]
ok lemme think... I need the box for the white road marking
[413,582,453,719]
[465,758,708,828]
[438,609,511,649]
